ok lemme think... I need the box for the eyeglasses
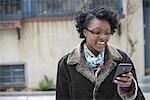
[84,28,113,35]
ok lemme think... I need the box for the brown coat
[56,41,145,100]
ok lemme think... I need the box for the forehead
[88,18,111,30]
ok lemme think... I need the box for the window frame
[0,64,26,90]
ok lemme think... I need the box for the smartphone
[112,63,132,83]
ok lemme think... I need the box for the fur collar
[67,41,123,65]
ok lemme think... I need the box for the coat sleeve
[129,59,145,100]
[117,51,145,100]
[56,55,71,100]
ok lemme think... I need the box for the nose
[98,33,108,38]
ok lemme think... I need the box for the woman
[56,6,145,100]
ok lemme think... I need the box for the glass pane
[0,0,22,20]
[13,71,24,76]
[12,77,25,82]
[1,66,10,70]
[0,71,11,76]
[89,0,116,10]
[0,77,11,82]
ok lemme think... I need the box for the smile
[97,41,106,45]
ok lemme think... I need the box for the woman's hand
[114,72,133,87]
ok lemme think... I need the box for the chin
[97,45,105,51]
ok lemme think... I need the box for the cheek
[100,35,111,41]
[89,36,97,43]
[86,36,96,46]
[106,36,111,40]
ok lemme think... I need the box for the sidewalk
[0,91,55,100]
[0,90,149,100]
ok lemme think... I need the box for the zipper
[93,83,99,100]
[93,85,96,100]
[93,66,102,100]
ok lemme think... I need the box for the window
[144,0,150,7]
[0,0,22,19]
[90,0,116,9]
[0,64,25,90]
[0,0,123,20]
[31,0,76,17]
[0,0,21,14]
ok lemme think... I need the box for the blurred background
[0,0,149,99]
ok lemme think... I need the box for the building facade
[0,0,149,90]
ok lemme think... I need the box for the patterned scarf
[84,44,105,72]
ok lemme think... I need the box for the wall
[20,20,81,88]
[0,19,81,88]
[110,0,145,81]
[0,29,20,64]
[0,0,145,88]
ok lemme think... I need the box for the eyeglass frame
[84,28,113,35]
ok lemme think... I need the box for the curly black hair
[75,6,119,38]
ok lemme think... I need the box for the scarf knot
[84,44,105,71]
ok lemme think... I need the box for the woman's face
[83,18,112,55]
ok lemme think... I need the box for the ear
[83,30,87,38]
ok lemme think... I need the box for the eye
[107,31,113,35]
[93,31,101,35]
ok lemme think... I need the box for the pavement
[0,91,55,100]
[144,93,150,100]
[0,96,55,100]
[0,92,150,100]
[139,75,150,100]
[0,93,149,100]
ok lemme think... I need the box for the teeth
[97,41,105,45]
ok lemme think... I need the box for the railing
[0,0,123,20]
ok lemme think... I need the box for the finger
[114,80,132,87]
[114,80,127,85]
[122,72,132,77]
[122,72,133,78]
[115,79,132,85]
[116,76,132,82]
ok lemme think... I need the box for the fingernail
[122,74,126,76]
[116,77,120,80]
[114,80,118,83]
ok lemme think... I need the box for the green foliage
[37,75,54,91]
